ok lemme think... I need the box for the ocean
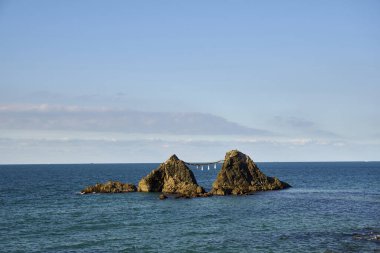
[0,162,379,252]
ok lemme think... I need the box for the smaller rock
[174,194,193,199]
[159,194,168,200]
[200,192,213,197]
[81,181,137,194]
[352,231,380,241]
[173,192,213,199]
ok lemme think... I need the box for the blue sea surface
[0,162,379,252]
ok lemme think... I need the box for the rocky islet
[211,150,290,195]
[81,150,291,198]
[137,154,206,197]
[80,181,137,194]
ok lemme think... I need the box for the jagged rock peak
[211,150,290,195]
[225,149,249,160]
[167,154,179,162]
[138,154,205,197]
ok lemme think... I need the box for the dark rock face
[138,154,205,196]
[81,181,137,194]
[211,150,290,195]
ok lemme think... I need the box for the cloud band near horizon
[0,104,269,135]
[0,103,378,163]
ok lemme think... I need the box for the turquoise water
[0,162,379,252]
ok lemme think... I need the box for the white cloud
[0,136,377,164]
[0,103,270,135]
[1,104,377,163]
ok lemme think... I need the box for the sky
[0,0,379,163]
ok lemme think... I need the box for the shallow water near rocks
[0,162,379,252]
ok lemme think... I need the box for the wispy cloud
[0,104,269,135]
[274,116,315,128]
[272,116,339,138]
[1,136,372,164]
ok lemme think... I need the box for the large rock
[211,150,290,195]
[138,154,205,196]
[81,181,137,194]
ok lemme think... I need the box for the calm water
[0,162,379,253]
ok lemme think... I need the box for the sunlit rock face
[138,154,205,197]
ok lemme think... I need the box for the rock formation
[159,194,168,200]
[81,181,137,194]
[211,150,290,195]
[81,151,290,198]
[138,154,205,197]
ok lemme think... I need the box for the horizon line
[1,160,379,166]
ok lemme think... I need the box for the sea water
[0,162,379,252]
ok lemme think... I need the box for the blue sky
[0,0,379,163]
